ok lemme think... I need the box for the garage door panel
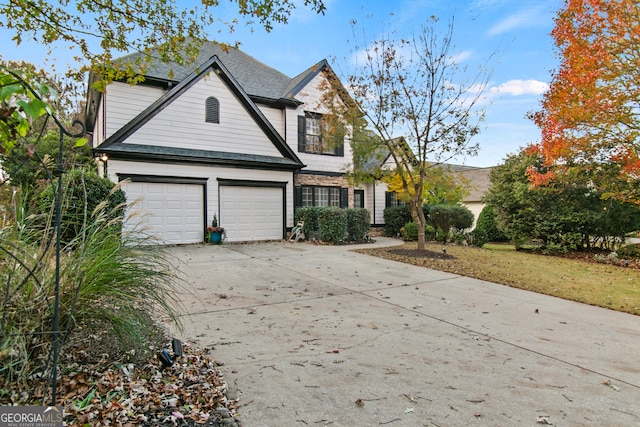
[124,182,204,245]
[220,186,282,242]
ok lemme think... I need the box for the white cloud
[487,11,532,36]
[449,50,473,64]
[490,79,548,96]
[486,3,551,37]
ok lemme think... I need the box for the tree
[472,204,508,246]
[1,61,89,189]
[1,65,59,155]
[529,0,640,204]
[343,17,492,250]
[429,204,474,243]
[486,149,640,251]
[384,163,470,205]
[1,0,326,86]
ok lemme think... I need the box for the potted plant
[207,214,225,244]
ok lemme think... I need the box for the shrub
[474,204,508,244]
[317,207,347,243]
[383,205,412,237]
[616,244,640,260]
[471,228,489,247]
[401,221,418,241]
[424,223,436,240]
[38,169,125,244]
[429,204,474,243]
[294,207,320,239]
[346,208,370,241]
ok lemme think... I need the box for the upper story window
[297,112,344,156]
[205,97,220,124]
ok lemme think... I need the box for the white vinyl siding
[104,83,166,139]
[257,104,285,137]
[116,72,281,157]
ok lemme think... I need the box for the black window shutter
[336,143,344,157]
[294,186,303,209]
[341,188,349,209]
[385,191,392,208]
[297,116,306,152]
[206,97,220,123]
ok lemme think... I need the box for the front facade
[86,43,366,244]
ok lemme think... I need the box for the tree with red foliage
[529,0,640,203]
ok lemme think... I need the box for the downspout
[373,180,377,226]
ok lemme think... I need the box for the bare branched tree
[346,17,493,249]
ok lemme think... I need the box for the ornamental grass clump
[0,181,184,390]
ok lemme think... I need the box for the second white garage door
[123,181,204,244]
[219,186,283,242]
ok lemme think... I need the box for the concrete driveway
[168,238,640,426]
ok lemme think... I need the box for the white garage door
[123,181,204,244]
[220,186,283,242]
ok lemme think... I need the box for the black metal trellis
[0,69,85,405]
[51,117,86,404]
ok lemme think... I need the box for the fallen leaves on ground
[2,343,240,426]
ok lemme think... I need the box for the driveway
[168,238,640,426]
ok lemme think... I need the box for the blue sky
[0,0,561,167]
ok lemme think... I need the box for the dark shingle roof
[121,42,299,102]
[101,143,302,171]
[96,54,304,168]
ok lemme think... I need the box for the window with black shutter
[297,112,344,156]
[385,192,406,208]
[296,186,345,208]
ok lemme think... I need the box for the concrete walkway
[168,238,640,426]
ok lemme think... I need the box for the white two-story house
[85,42,370,244]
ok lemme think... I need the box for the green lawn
[355,242,640,315]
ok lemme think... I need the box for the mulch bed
[387,247,455,260]
[1,327,241,426]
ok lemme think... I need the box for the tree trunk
[410,196,427,251]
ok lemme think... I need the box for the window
[354,190,364,208]
[296,186,345,208]
[205,97,220,123]
[385,192,406,208]
[297,113,344,156]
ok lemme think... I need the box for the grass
[355,241,640,316]
[0,189,185,390]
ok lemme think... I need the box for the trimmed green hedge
[346,208,370,241]
[294,207,320,238]
[318,207,347,243]
[295,207,371,243]
[383,206,412,237]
